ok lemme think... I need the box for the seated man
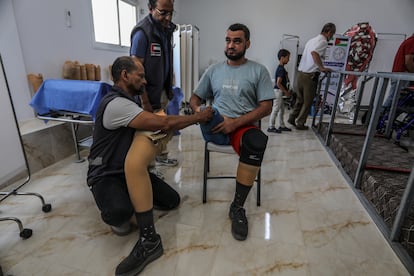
[189,23,274,241]
[87,56,213,275]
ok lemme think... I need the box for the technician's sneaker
[287,118,296,127]
[278,126,292,131]
[229,203,248,241]
[111,222,132,236]
[267,127,281,133]
[296,125,309,130]
[155,156,178,167]
[115,234,163,276]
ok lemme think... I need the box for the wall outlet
[65,9,72,28]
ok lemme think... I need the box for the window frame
[89,0,139,52]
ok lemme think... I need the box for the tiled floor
[0,121,410,275]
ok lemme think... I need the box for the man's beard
[225,48,246,61]
[128,83,144,95]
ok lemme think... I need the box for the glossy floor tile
[0,121,409,275]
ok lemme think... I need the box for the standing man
[87,56,213,275]
[190,23,274,241]
[130,0,178,167]
[288,22,336,130]
[382,33,414,110]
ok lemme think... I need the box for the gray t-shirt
[194,60,275,118]
[103,97,143,130]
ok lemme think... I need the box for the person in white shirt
[288,23,336,130]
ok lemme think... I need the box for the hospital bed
[29,79,112,161]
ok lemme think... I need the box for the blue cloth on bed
[29,79,112,120]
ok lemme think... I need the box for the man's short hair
[228,23,250,41]
[321,23,336,34]
[111,56,137,83]
[278,49,290,60]
[148,0,157,9]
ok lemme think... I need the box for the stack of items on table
[27,61,102,95]
[62,60,101,81]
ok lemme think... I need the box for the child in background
[267,49,292,133]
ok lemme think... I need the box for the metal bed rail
[312,70,414,274]
[312,70,379,145]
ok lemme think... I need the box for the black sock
[135,209,157,241]
[232,181,252,207]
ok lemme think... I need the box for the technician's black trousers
[90,172,180,226]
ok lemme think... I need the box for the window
[91,0,138,49]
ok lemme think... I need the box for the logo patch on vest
[150,43,161,57]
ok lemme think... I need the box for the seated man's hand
[196,106,214,123]
[212,116,237,134]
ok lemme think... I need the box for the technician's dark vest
[87,86,137,186]
[130,15,175,110]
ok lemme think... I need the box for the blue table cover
[29,79,112,120]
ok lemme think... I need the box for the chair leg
[0,217,33,239]
[0,192,52,212]
[202,141,262,206]
[203,143,209,203]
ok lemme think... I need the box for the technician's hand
[196,106,214,124]
[212,116,237,134]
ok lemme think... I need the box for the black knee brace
[239,128,268,166]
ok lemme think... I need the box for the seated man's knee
[239,128,268,167]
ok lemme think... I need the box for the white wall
[13,0,129,82]
[2,0,130,122]
[2,0,414,121]
[174,0,414,76]
[0,0,34,121]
